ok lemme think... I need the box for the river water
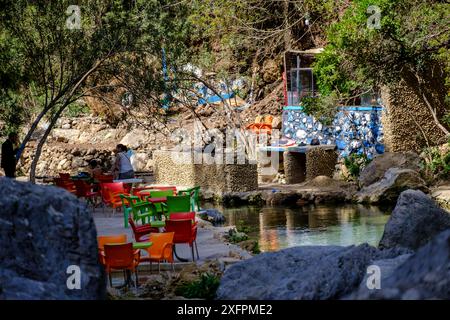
[211,204,392,252]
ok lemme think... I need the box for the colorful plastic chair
[165,219,199,261]
[97,234,127,265]
[128,216,159,242]
[54,177,77,194]
[178,186,201,211]
[100,182,128,212]
[141,232,175,273]
[147,190,174,215]
[74,180,99,209]
[163,195,191,218]
[103,243,141,288]
[120,194,142,228]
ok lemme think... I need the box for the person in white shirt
[113,144,135,180]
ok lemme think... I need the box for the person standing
[113,144,134,180]
[1,132,19,178]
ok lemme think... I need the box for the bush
[64,102,90,117]
[343,153,372,179]
[421,143,450,181]
[175,273,220,300]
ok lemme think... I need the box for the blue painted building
[282,49,385,159]
[282,106,384,159]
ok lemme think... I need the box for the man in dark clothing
[1,133,19,178]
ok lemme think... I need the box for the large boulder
[350,229,450,299]
[359,152,421,187]
[0,178,105,299]
[216,244,407,300]
[356,168,427,204]
[379,189,450,250]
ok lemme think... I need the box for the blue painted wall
[282,106,385,159]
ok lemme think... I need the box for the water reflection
[208,204,391,252]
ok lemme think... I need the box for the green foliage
[236,219,255,234]
[227,227,249,243]
[344,153,372,179]
[175,273,220,300]
[302,94,339,126]
[0,90,25,136]
[64,102,90,118]
[421,144,450,181]
[313,0,449,119]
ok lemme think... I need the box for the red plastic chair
[54,177,77,194]
[169,212,196,223]
[165,219,199,261]
[59,173,71,180]
[103,243,141,287]
[128,216,159,242]
[95,174,114,183]
[97,234,127,265]
[74,180,99,208]
[100,182,129,212]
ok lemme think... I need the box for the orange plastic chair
[141,232,175,272]
[104,243,141,288]
[97,234,127,265]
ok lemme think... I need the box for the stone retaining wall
[153,150,258,194]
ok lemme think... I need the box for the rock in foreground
[0,178,105,299]
[379,189,450,250]
[351,229,450,299]
[216,244,406,300]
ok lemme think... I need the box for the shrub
[175,273,220,300]
[343,153,372,179]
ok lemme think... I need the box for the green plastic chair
[147,190,174,215]
[120,194,141,228]
[130,201,164,227]
[178,186,201,212]
[163,195,191,218]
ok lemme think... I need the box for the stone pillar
[283,151,306,184]
[305,148,337,180]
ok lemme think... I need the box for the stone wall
[18,142,114,177]
[282,106,384,159]
[306,147,338,180]
[381,82,447,153]
[153,150,258,194]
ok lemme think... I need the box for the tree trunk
[16,102,55,161]
[29,104,68,183]
[283,0,291,51]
